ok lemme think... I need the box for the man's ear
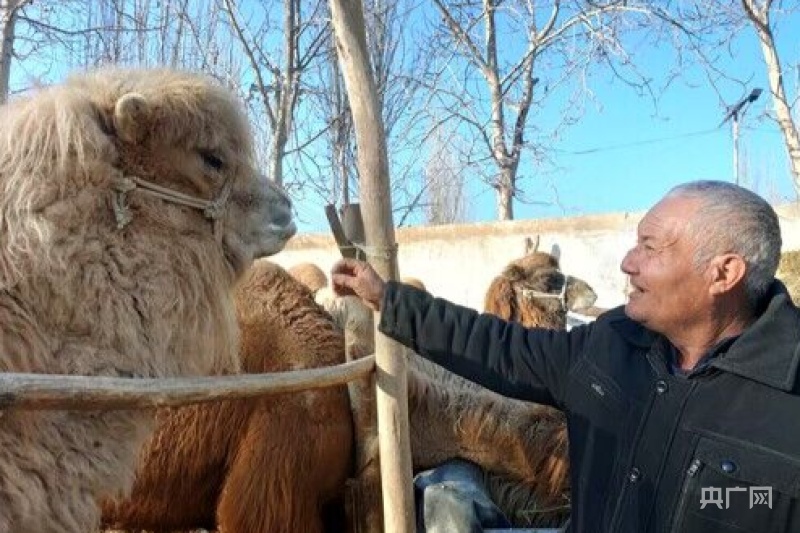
[708,254,747,295]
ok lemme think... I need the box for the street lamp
[720,88,763,185]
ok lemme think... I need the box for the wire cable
[553,127,723,156]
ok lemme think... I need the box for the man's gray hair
[666,180,782,306]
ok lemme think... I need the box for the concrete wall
[270,203,800,312]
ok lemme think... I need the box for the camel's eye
[200,150,224,171]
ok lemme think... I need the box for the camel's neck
[8,225,239,378]
[514,297,566,330]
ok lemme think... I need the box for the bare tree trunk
[320,37,354,206]
[496,168,515,220]
[223,0,322,187]
[483,0,516,220]
[424,126,468,225]
[742,0,800,196]
[430,0,541,220]
[426,0,655,220]
[0,0,24,104]
[328,1,415,533]
[267,0,300,187]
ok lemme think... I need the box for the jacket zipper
[669,458,704,533]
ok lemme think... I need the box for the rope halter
[111,174,234,239]
[519,272,571,310]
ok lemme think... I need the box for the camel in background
[105,250,595,532]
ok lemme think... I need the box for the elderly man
[331,180,800,533]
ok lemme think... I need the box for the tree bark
[328,1,415,533]
[0,0,22,104]
[496,167,515,220]
[742,0,800,196]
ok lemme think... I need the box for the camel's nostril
[270,206,293,229]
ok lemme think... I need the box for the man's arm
[378,281,589,408]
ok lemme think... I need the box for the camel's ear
[524,235,540,255]
[484,275,516,320]
[550,243,561,263]
[113,93,150,143]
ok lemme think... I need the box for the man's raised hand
[330,258,386,311]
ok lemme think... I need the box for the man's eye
[644,244,661,254]
[200,151,224,171]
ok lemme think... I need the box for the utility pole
[720,88,763,185]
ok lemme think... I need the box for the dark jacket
[379,280,800,533]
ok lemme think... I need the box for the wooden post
[328,0,415,532]
[335,201,382,533]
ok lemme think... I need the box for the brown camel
[485,250,597,328]
[777,250,800,302]
[105,252,594,532]
[401,276,426,290]
[288,261,329,293]
[102,260,352,533]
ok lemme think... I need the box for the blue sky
[8,3,796,234]
[460,10,799,226]
[286,5,799,233]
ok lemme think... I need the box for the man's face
[620,195,712,333]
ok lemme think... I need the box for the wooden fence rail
[0,355,375,411]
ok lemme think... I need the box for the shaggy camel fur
[102,260,353,533]
[105,254,592,532]
[0,68,295,533]
[485,251,597,328]
[318,251,596,527]
[401,276,426,290]
[778,250,800,302]
[288,261,329,293]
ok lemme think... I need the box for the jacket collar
[711,281,800,391]
[606,281,800,391]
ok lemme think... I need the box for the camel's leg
[215,408,325,533]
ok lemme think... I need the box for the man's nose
[620,248,637,275]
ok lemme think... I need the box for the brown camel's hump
[288,262,328,293]
[235,260,345,373]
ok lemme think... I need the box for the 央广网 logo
[700,486,772,510]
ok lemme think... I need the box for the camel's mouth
[255,221,297,259]
[249,181,296,259]
[570,292,597,311]
[222,221,295,276]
